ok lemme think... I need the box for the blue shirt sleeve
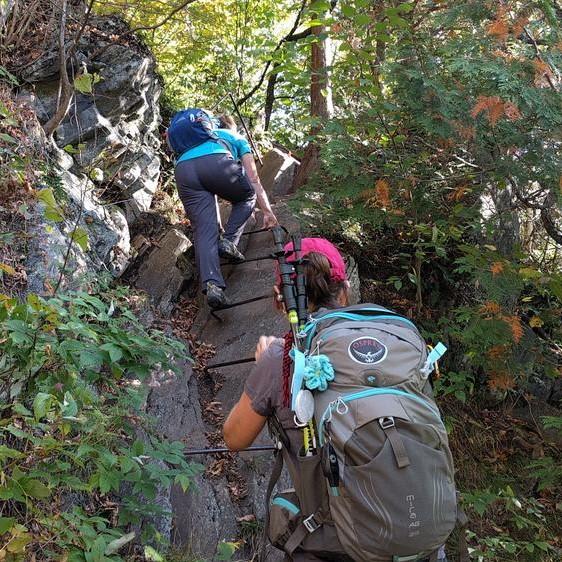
[216,129,252,160]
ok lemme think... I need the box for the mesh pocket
[268,490,301,549]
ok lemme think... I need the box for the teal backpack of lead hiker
[267,303,465,562]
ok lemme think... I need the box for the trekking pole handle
[292,235,308,330]
[271,227,298,334]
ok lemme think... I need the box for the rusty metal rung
[205,356,256,370]
[210,294,271,313]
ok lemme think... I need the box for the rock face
[21,15,162,291]
[135,229,193,315]
[26,165,131,293]
[258,148,299,200]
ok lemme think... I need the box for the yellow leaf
[0,263,15,276]
[529,316,543,328]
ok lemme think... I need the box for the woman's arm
[223,392,267,450]
[241,153,278,228]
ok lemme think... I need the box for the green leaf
[0,445,24,462]
[79,349,105,370]
[37,188,64,223]
[71,227,89,251]
[341,3,354,17]
[310,0,331,12]
[175,473,191,493]
[131,440,144,456]
[105,531,135,555]
[0,132,17,144]
[61,391,78,418]
[100,343,123,363]
[11,403,32,417]
[74,73,94,94]
[33,392,56,421]
[355,14,371,25]
[0,65,19,86]
[21,478,50,499]
[144,546,164,562]
[216,541,240,561]
[0,516,15,534]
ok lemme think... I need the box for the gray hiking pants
[175,154,256,290]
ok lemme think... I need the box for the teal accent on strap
[290,348,306,411]
[303,312,417,350]
[318,388,442,445]
[272,497,300,515]
[330,487,340,497]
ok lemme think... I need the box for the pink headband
[275,237,348,285]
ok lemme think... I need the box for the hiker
[223,237,456,561]
[169,108,278,308]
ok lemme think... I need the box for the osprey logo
[348,337,387,365]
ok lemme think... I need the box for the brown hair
[218,114,237,131]
[304,252,348,311]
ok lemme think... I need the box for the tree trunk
[43,0,73,137]
[292,12,332,191]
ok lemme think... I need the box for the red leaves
[471,96,521,126]
[375,178,391,209]
[487,7,509,42]
[533,59,555,88]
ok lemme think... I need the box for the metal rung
[220,254,275,266]
[184,445,276,455]
[205,356,256,370]
[211,293,271,313]
[241,228,270,236]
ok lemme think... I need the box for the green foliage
[0,286,202,560]
[216,541,240,561]
[463,487,555,561]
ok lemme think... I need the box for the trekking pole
[292,235,308,333]
[229,92,264,166]
[184,445,276,456]
[271,226,299,341]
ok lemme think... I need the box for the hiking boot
[206,282,228,309]
[218,238,245,263]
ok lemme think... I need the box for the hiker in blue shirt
[169,109,278,309]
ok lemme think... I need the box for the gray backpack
[267,304,459,562]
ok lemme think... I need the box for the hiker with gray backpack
[224,235,466,562]
[167,108,278,308]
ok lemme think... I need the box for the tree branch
[43,0,73,137]
[237,0,310,106]
[126,0,199,34]
[540,194,562,245]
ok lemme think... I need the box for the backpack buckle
[379,416,395,430]
[303,514,320,533]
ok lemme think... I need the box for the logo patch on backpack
[348,337,387,364]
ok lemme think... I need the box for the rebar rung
[211,293,271,312]
[205,356,256,370]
